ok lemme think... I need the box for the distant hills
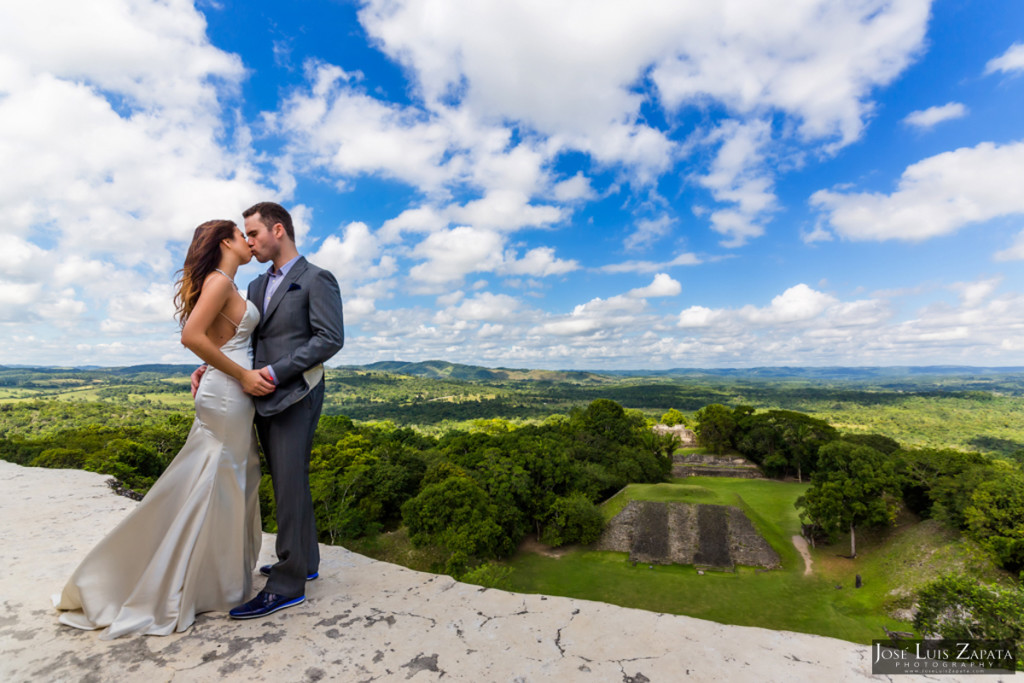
[351,360,604,383]
[348,361,1024,382]
[3,360,1024,383]
[595,365,1024,379]
[0,364,197,375]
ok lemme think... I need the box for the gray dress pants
[255,380,323,598]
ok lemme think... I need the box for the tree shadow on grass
[967,435,1024,457]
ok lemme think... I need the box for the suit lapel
[249,273,269,342]
[263,257,308,323]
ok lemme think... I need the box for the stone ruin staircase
[597,500,780,572]
[672,452,765,479]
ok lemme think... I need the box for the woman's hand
[240,369,276,396]
[190,365,207,397]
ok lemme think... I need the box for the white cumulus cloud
[409,226,505,285]
[538,295,639,337]
[740,284,838,325]
[810,141,1024,242]
[677,305,719,329]
[625,215,676,252]
[994,230,1024,262]
[308,221,398,283]
[500,247,579,278]
[600,251,703,274]
[903,102,968,129]
[442,292,522,322]
[628,273,682,299]
[696,119,777,246]
[985,43,1024,75]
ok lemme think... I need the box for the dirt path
[518,534,575,558]
[792,535,813,575]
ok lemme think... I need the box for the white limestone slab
[0,460,964,682]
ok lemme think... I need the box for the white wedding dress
[54,297,263,639]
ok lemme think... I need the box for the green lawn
[501,477,993,644]
[505,550,890,643]
[0,380,195,408]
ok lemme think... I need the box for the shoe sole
[229,595,305,620]
[258,566,319,581]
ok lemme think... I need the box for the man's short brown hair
[243,202,294,241]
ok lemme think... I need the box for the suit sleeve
[269,267,345,384]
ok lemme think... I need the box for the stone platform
[0,460,934,682]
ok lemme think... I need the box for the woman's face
[225,229,252,264]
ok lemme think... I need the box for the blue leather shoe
[229,591,305,620]
[258,564,319,581]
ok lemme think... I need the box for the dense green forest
[2,361,1022,651]
[5,362,1024,457]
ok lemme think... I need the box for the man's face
[244,213,279,264]
[227,228,253,265]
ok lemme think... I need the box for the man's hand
[190,365,207,397]
[241,369,276,396]
[258,366,276,384]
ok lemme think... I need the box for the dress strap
[218,311,241,329]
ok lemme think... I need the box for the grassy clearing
[500,477,1003,644]
[127,392,194,407]
[346,528,447,574]
[815,515,1012,605]
[0,389,41,401]
[504,550,887,642]
[0,386,102,401]
[0,382,195,407]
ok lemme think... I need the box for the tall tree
[964,465,1024,574]
[659,408,687,426]
[694,404,736,455]
[734,409,838,480]
[796,441,899,557]
[896,447,993,524]
[775,411,838,482]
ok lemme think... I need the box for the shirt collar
[268,255,301,278]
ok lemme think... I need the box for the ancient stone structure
[597,500,781,571]
[653,423,698,446]
[672,452,766,479]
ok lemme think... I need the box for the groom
[195,201,344,619]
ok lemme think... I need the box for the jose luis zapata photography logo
[872,639,1017,675]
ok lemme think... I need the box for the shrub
[31,447,86,469]
[541,492,605,547]
[914,574,1024,667]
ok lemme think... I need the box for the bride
[54,219,274,639]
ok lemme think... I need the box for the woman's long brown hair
[174,219,238,326]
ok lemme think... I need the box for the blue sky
[3,0,1024,369]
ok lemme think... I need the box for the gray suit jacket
[248,257,344,417]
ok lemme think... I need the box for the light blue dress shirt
[261,255,301,384]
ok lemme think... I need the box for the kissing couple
[54,202,344,638]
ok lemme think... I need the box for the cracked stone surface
[0,460,949,682]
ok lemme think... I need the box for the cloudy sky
[3,0,1024,370]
